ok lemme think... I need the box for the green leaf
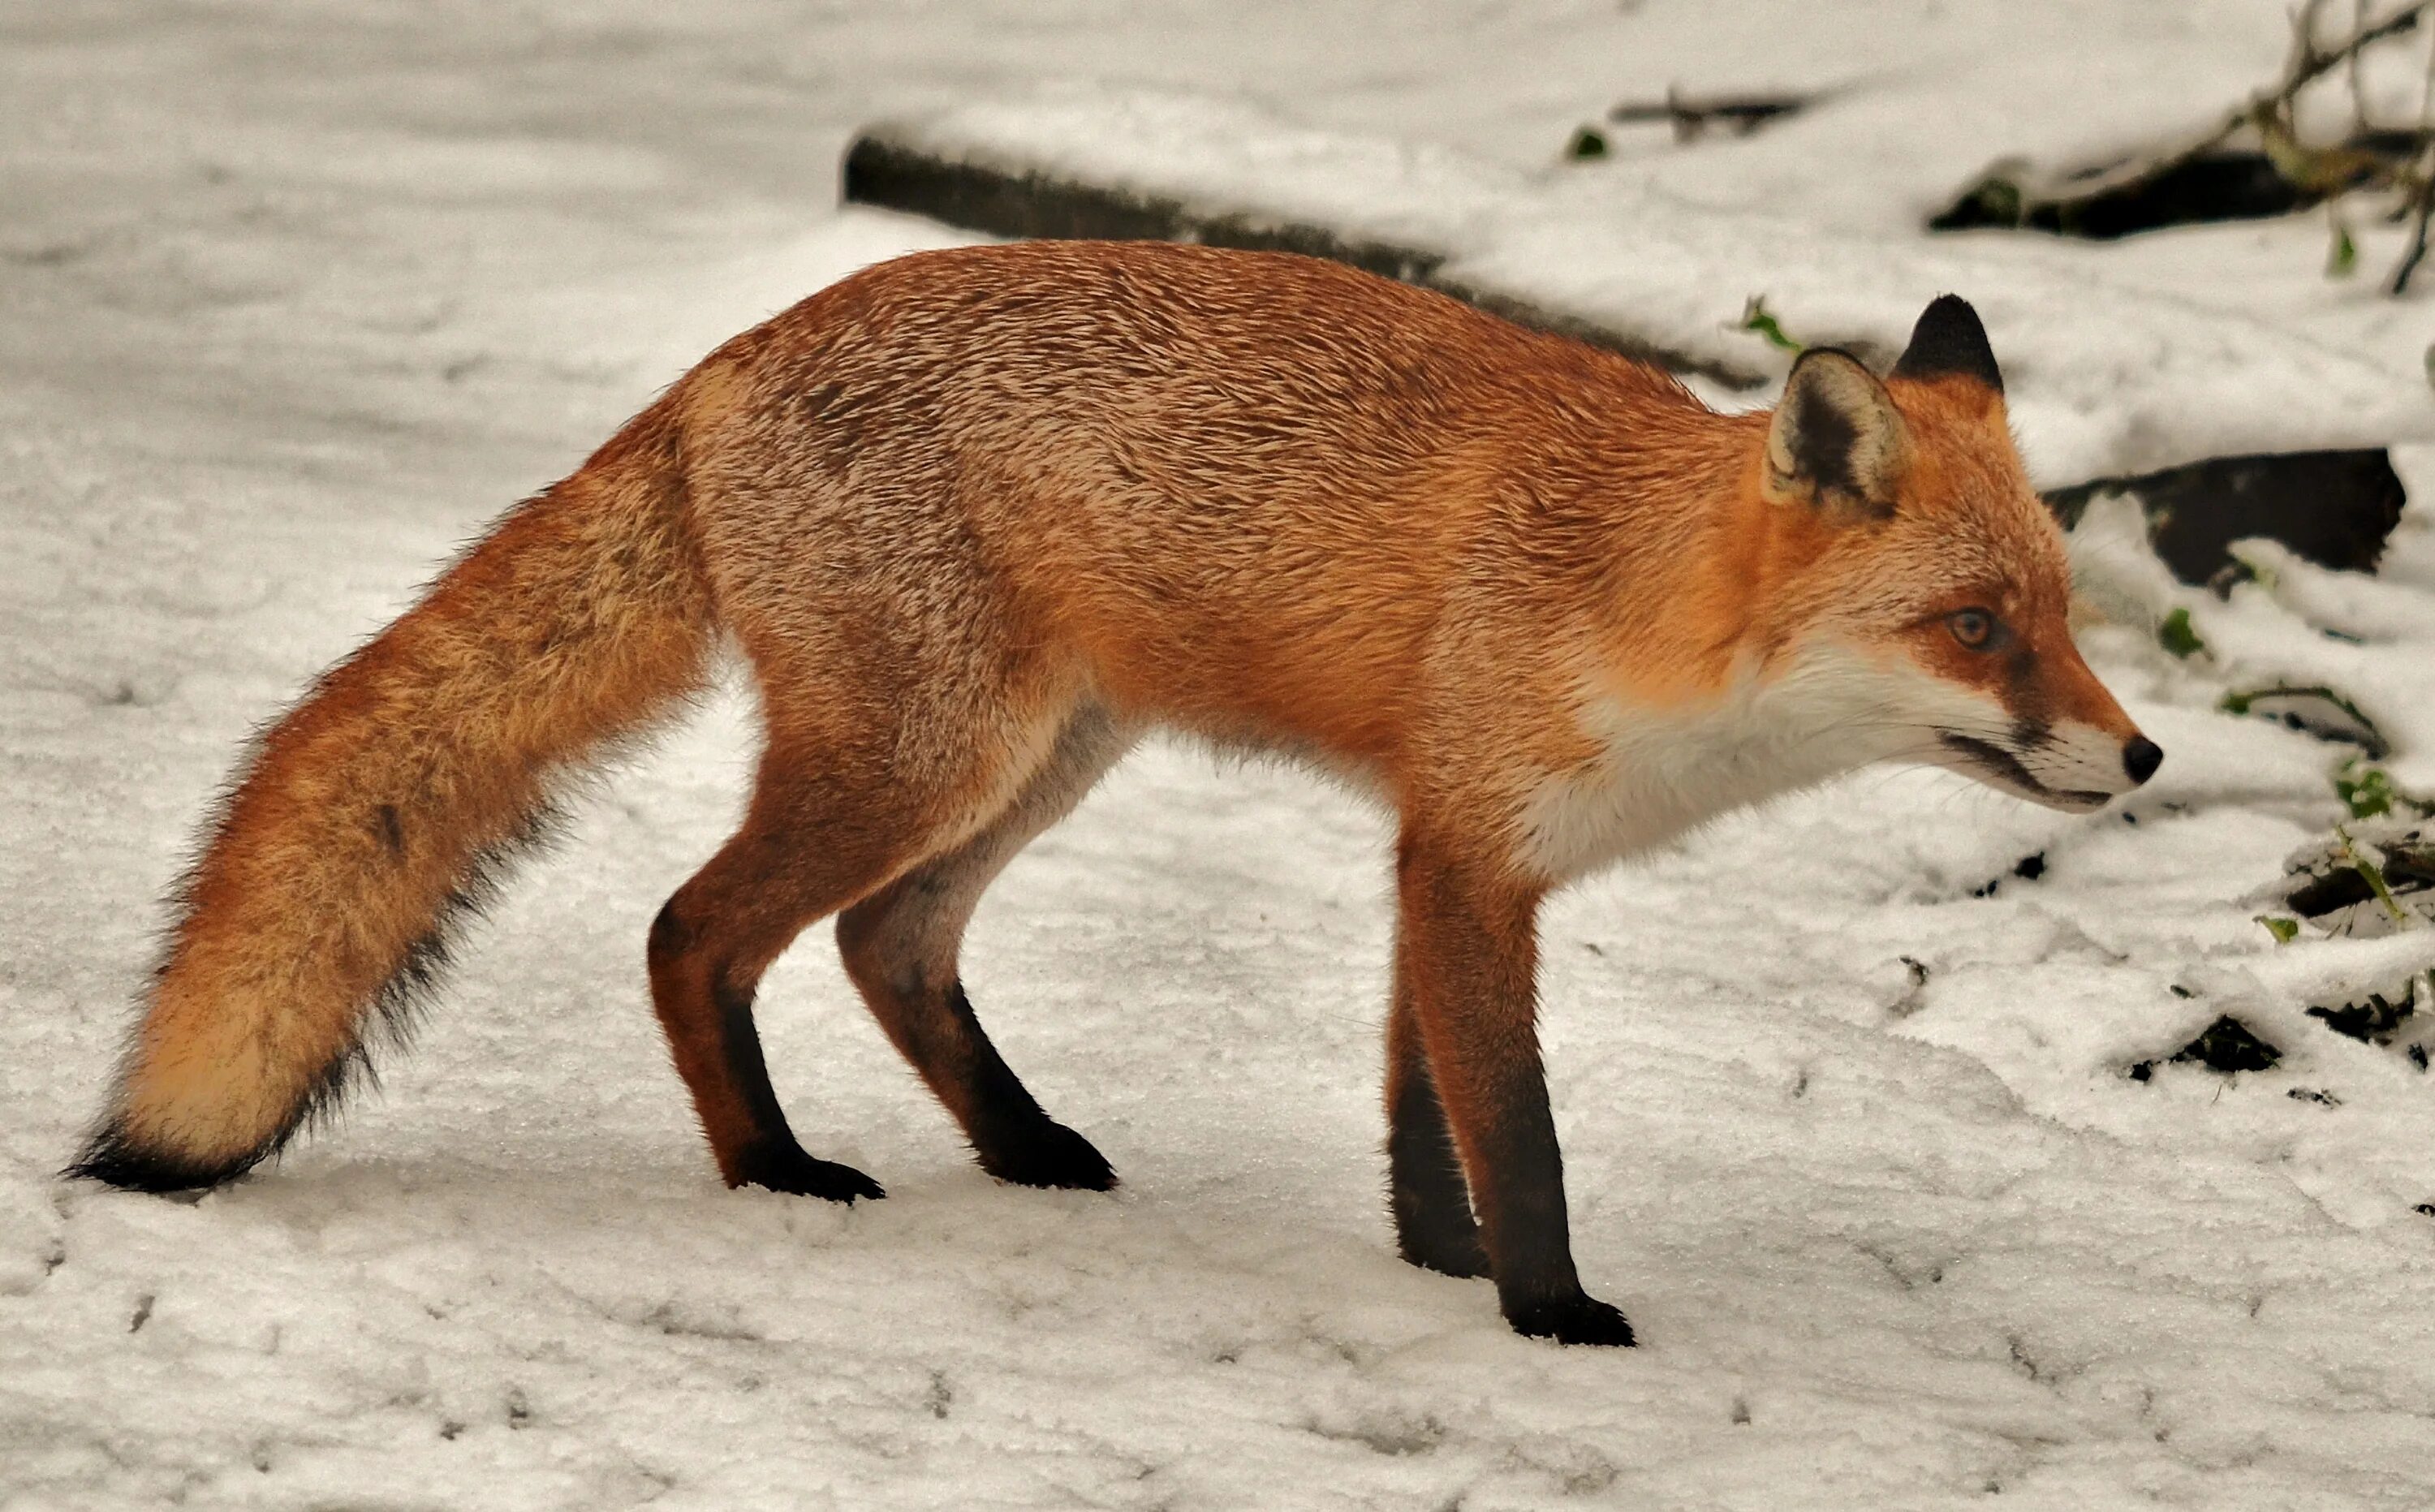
[2256,108,2312,185]
[2335,762,2398,820]
[2157,607,2205,658]
[1736,295,1803,353]
[2328,218,2359,278]
[2334,825,2414,925]
[2256,915,2300,944]
[2329,756,2433,821]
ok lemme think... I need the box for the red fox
[71,240,2157,1346]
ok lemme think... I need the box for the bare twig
[2385,31,2435,290]
[2283,0,2429,102]
[1608,87,1810,142]
[2004,0,2431,206]
[2392,213,2432,294]
[2353,0,2374,132]
[1963,1,2435,293]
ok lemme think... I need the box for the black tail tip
[64,1126,258,1195]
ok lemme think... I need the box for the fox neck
[1514,446,1911,882]
[1579,418,1829,666]
[1515,641,1911,882]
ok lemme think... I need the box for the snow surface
[6,2,2435,1508]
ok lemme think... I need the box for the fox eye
[1948,608,1998,650]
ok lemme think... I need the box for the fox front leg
[1392,833,1635,1346]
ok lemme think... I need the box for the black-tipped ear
[1765,348,1908,520]
[1892,294,2002,394]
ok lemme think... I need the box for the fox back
[680,246,2144,864]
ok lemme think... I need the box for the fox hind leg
[1386,989,1490,1277]
[645,686,1036,1203]
[837,704,1132,1191]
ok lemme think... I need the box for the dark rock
[2044,450,2406,586]
[2282,821,2432,924]
[2288,868,2377,917]
[2170,1015,2282,1075]
[1931,131,2422,241]
[2308,991,2416,1045]
[2385,839,2435,888]
[1934,152,2311,240]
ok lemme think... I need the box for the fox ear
[1764,348,1907,520]
[1891,294,2003,394]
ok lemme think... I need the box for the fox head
[1744,296,2160,813]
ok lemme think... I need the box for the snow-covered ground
[6,3,2435,1507]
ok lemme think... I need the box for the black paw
[732,1141,886,1204]
[977,1118,1118,1191]
[1506,1292,1636,1347]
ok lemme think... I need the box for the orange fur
[75,243,2153,1345]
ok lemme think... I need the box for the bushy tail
[72,397,718,1191]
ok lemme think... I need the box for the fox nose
[2123,735,2162,786]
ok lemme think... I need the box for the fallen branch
[2014,0,2424,205]
[1940,0,2435,291]
[1607,87,1810,143]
